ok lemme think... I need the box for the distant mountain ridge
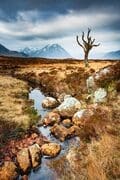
[21,44,72,58]
[104,50,120,59]
[0,44,27,57]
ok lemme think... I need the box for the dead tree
[76,28,100,67]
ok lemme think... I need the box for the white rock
[100,68,110,75]
[42,97,58,108]
[64,94,72,100]
[86,76,95,92]
[95,68,110,80]
[94,88,107,103]
[57,97,81,117]
[73,109,86,119]
[94,73,100,80]
[72,109,94,126]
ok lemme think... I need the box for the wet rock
[42,97,58,108]
[62,119,72,128]
[57,96,81,117]
[0,161,18,180]
[50,124,69,141]
[29,144,41,168]
[94,88,107,103]
[43,112,61,126]
[17,148,31,173]
[41,143,61,157]
[50,123,80,141]
[68,125,81,136]
[72,109,94,127]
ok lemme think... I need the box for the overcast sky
[0,0,120,58]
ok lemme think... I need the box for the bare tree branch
[93,43,100,47]
[76,36,84,49]
[82,32,86,44]
[87,28,91,40]
[91,38,95,45]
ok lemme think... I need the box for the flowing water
[28,88,80,180]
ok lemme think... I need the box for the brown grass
[0,57,119,179]
[87,133,120,179]
[0,75,38,146]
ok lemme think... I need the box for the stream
[28,88,80,180]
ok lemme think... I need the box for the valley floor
[0,57,119,180]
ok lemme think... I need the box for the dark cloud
[0,0,120,20]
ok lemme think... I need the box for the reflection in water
[29,88,48,117]
[28,89,80,180]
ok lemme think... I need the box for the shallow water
[29,88,48,117]
[28,88,80,180]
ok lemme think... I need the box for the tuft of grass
[25,106,39,127]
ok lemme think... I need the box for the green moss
[25,106,39,127]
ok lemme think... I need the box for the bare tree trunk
[76,28,100,68]
[84,51,89,67]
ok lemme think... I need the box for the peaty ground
[0,56,119,179]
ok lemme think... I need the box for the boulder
[72,109,94,126]
[42,97,58,108]
[0,161,18,180]
[62,119,72,128]
[50,124,80,141]
[68,125,81,136]
[17,148,31,173]
[29,144,41,168]
[94,88,107,103]
[64,95,72,100]
[57,96,81,117]
[50,124,69,141]
[41,143,61,157]
[94,67,110,81]
[86,76,96,93]
[43,112,61,126]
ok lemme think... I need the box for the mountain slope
[104,50,120,59]
[21,44,72,58]
[0,44,27,57]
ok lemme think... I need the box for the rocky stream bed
[28,89,81,180]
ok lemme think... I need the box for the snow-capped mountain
[21,44,72,58]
